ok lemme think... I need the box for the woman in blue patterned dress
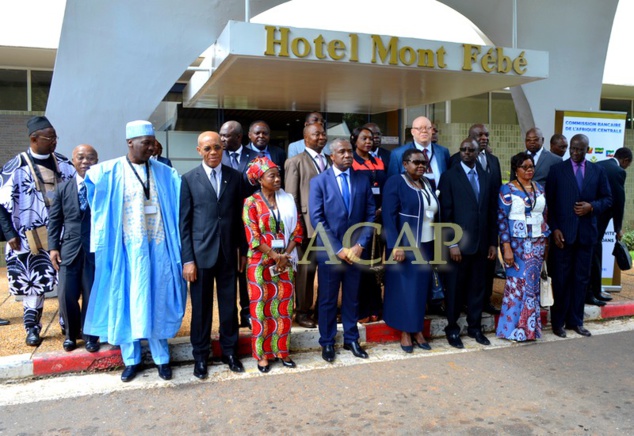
[496,152,550,341]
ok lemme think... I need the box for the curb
[2,301,633,381]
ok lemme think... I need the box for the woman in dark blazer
[382,148,438,352]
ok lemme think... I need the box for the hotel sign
[262,25,545,76]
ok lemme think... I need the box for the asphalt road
[1,320,633,435]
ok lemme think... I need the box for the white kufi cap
[126,120,155,139]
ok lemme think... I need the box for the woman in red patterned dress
[243,157,303,373]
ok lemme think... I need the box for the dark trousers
[589,239,605,299]
[189,256,238,361]
[317,260,361,346]
[550,242,593,329]
[484,257,496,304]
[295,240,317,315]
[444,252,486,336]
[58,248,97,343]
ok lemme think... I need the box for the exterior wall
[0,112,42,165]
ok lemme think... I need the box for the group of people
[0,113,630,382]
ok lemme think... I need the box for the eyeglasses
[518,165,535,171]
[408,160,428,166]
[412,126,433,132]
[459,147,477,153]
[38,135,58,142]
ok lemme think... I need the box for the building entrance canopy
[183,21,548,114]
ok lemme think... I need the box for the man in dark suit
[387,116,450,189]
[363,122,391,169]
[511,127,561,188]
[220,120,256,328]
[546,134,612,338]
[588,147,632,305]
[285,123,331,328]
[153,140,172,167]
[309,138,375,363]
[48,144,100,353]
[180,131,246,378]
[247,120,287,182]
[439,138,498,349]
[550,133,568,158]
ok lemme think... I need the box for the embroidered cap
[126,120,155,139]
[27,116,53,135]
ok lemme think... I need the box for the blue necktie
[340,173,350,213]
[468,169,479,202]
[79,182,88,211]
[230,152,239,170]
[575,164,584,191]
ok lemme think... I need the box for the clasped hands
[337,244,363,265]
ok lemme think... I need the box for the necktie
[575,164,584,191]
[469,169,479,202]
[316,154,325,172]
[422,148,433,174]
[340,173,350,213]
[230,152,239,170]
[479,152,487,170]
[79,182,88,211]
[210,169,219,194]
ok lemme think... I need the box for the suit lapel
[196,164,217,199]
[457,166,479,205]
[327,168,348,215]
[239,149,253,173]
[563,160,578,192]
[217,165,232,199]
[581,161,595,192]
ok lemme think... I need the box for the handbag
[369,231,385,286]
[540,262,554,307]
[612,240,632,271]
[430,267,444,301]
[25,225,49,255]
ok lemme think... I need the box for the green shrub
[622,230,634,251]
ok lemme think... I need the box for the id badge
[144,204,158,215]
[271,239,285,250]
[372,187,381,195]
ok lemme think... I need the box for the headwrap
[246,156,277,186]
[27,116,53,135]
[126,120,155,139]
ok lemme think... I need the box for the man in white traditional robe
[84,120,185,382]
[0,116,75,346]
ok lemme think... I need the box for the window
[0,69,28,110]
[451,93,488,124]
[31,71,53,112]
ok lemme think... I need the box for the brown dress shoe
[296,314,316,328]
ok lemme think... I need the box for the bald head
[219,120,243,152]
[72,144,98,178]
[197,131,223,169]
[411,116,433,146]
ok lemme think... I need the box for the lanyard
[405,173,431,204]
[304,150,327,174]
[126,156,151,200]
[259,191,281,234]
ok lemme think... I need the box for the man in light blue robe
[84,120,185,382]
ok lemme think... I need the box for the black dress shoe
[281,358,296,368]
[257,362,271,373]
[585,296,606,307]
[552,327,567,338]
[483,303,501,315]
[322,345,335,362]
[343,341,369,359]
[596,291,613,302]
[239,317,252,330]
[85,341,100,353]
[468,331,491,346]
[446,333,464,349]
[25,327,42,346]
[221,355,245,373]
[121,365,138,382]
[193,361,208,379]
[157,364,172,380]
[0,318,9,326]
[571,325,592,337]
[296,314,316,328]
[63,339,77,352]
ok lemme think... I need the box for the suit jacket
[48,176,92,266]
[222,146,257,196]
[387,142,450,178]
[545,159,612,246]
[375,147,391,171]
[439,163,498,255]
[450,151,502,193]
[156,156,172,167]
[309,167,376,255]
[511,148,561,188]
[284,150,332,238]
[596,158,626,235]
[180,163,245,269]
